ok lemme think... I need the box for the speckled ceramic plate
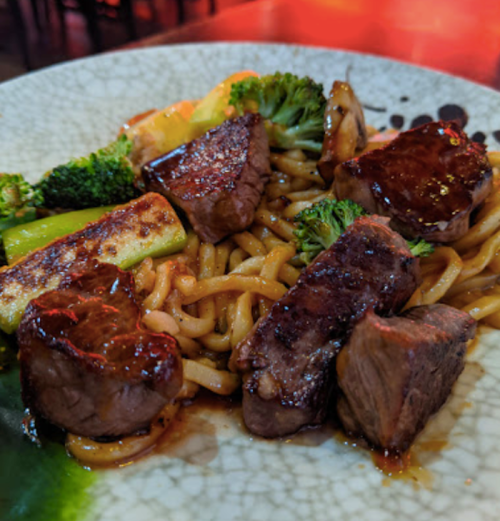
[1,44,500,521]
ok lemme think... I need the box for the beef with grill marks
[231,216,421,438]
[336,304,476,453]
[335,120,493,243]
[18,262,183,438]
[142,113,270,243]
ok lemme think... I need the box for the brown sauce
[372,450,434,491]
[281,422,337,447]
[68,359,485,485]
[154,392,242,466]
[371,360,484,489]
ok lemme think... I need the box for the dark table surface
[125,0,500,90]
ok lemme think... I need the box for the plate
[1,43,500,521]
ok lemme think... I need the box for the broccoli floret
[36,135,141,209]
[407,237,435,257]
[0,173,41,219]
[294,198,436,264]
[0,173,40,235]
[294,199,366,264]
[229,72,327,153]
[0,173,41,265]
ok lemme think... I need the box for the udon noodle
[67,132,500,466]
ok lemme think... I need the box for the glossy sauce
[339,120,492,240]
[372,450,434,491]
[154,392,242,465]
[66,358,484,487]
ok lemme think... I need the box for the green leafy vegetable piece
[37,135,141,209]
[294,198,435,263]
[406,237,435,257]
[294,198,366,264]
[0,173,42,219]
[229,72,327,153]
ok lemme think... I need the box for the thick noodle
[76,143,500,466]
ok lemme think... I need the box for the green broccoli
[229,72,327,153]
[294,198,435,264]
[0,173,42,266]
[294,199,365,264]
[0,173,41,236]
[36,134,141,209]
[0,173,41,221]
[407,237,435,257]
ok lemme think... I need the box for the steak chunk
[231,216,421,437]
[335,120,493,243]
[18,262,182,438]
[336,304,476,453]
[142,113,270,243]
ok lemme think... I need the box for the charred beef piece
[318,81,368,184]
[335,120,493,243]
[142,113,270,243]
[336,304,476,453]
[18,262,182,438]
[231,216,421,438]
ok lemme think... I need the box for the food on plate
[36,134,140,210]
[3,205,114,264]
[124,101,196,166]
[0,193,186,333]
[0,173,41,232]
[3,70,500,472]
[336,304,476,453]
[337,304,476,453]
[18,262,182,438]
[335,120,493,242]
[318,80,368,183]
[293,198,366,264]
[143,113,271,243]
[231,215,420,437]
[229,72,327,153]
[293,198,434,265]
[190,70,258,135]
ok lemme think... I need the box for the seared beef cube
[231,216,421,438]
[142,113,270,243]
[336,304,476,453]
[18,262,182,438]
[335,121,492,243]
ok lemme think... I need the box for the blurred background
[0,0,252,81]
[1,0,500,88]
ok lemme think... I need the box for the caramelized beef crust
[231,216,421,438]
[335,120,493,242]
[142,113,270,243]
[18,262,182,438]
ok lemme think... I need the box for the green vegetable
[0,174,42,266]
[2,206,115,265]
[36,135,141,209]
[0,366,96,521]
[0,193,187,334]
[407,237,435,257]
[294,198,365,264]
[229,72,327,153]
[294,198,435,264]
[0,173,41,242]
[0,173,42,220]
